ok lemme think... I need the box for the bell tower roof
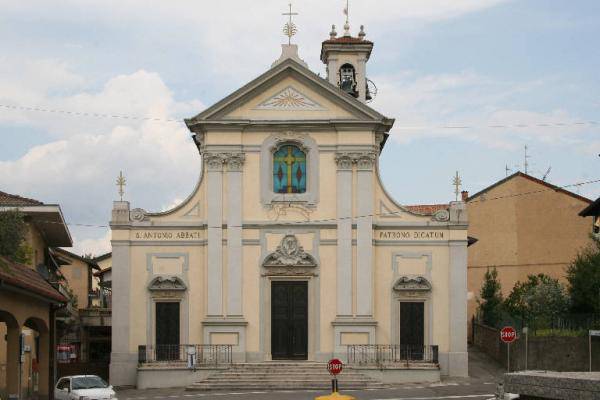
[320,35,373,64]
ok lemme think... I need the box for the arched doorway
[0,310,20,400]
[23,317,50,400]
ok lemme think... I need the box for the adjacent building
[0,191,71,400]
[465,172,594,326]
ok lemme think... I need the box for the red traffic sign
[500,326,517,343]
[327,358,343,375]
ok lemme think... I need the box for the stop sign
[500,326,517,343]
[327,358,343,375]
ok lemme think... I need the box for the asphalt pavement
[116,347,504,400]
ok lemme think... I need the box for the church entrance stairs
[185,362,389,391]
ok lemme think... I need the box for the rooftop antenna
[542,166,552,181]
[524,145,531,174]
[505,164,512,177]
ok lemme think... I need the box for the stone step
[187,362,389,391]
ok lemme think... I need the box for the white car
[55,375,117,400]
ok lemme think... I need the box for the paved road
[117,347,504,400]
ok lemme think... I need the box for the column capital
[354,151,377,170]
[334,152,354,170]
[224,152,246,172]
[204,153,225,171]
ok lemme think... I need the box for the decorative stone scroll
[393,276,432,293]
[263,235,317,268]
[148,276,187,292]
[130,208,147,222]
[432,209,450,222]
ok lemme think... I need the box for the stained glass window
[273,145,307,194]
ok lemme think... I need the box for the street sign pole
[500,326,517,373]
[507,342,510,373]
[523,327,528,371]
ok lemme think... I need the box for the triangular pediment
[255,86,325,111]
[186,58,391,124]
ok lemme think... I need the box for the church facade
[109,27,469,387]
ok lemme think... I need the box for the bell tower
[320,21,374,103]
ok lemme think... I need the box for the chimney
[461,191,469,202]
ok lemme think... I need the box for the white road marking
[371,395,494,400]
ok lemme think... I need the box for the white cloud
[0,70,203,255]
[72,229,111,257]
[371,70,598,151]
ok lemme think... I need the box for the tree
[478,267,503,327]
[567,236,600,314]
[0,209,32,265]
[505,274,569,325]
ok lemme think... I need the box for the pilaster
[447,201,469,377]
[225,153,245,317]
[109,200,136,386]
[355,152,376,316]
[335,153,353,316]
[206,153,224,316]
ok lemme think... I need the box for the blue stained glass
[273,145,307,194]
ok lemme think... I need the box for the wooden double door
[155,302,180,360]
[271,281,308,360]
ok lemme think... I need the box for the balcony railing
[138,344,232,367]
[347,345,439,367]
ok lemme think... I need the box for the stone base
[331,318,377,361]
[137,366,227,389]
[353,365,440,384]
[202,318,248,363]
[110,352,138,387]
[438,352,469,377]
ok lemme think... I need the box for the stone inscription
[133,230,203,240]
[378,230,445,240]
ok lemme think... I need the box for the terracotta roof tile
[0,190,43,206]
[404,204,449,215]
[0,256,66,303]
[323,36,373,45]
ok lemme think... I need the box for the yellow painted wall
[467,174,593,323]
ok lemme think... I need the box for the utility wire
[13,177,600,230]
[1,103,599,131]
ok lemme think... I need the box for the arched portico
[0,290,55,400]
[0,310,21,399]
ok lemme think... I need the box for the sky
[0,0,599,255]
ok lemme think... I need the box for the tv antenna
[542,166,552,181]
[524,145,531,174]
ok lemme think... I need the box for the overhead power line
[1,103,599,131]
[11,177,600,230]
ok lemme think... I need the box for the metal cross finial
[282,3,298,45]
[452,171,462,201]
[344,0,350,24]
[116,171,126,201]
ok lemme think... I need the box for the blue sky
[0,0,598,254]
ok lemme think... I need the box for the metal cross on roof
[116,170,126,201]
[453,171,462,201]
[282,3,298,45]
